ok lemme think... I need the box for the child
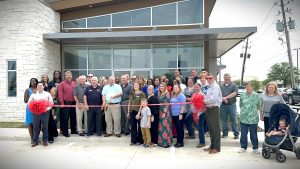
[136,98,152,147]
[267,118,287,137]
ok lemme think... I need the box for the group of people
[23,69,286,155]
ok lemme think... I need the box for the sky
[210,0,300,81]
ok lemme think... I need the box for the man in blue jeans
[220,73,239,139]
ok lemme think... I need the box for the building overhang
[43,26,257,58]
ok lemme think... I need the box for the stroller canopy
[269,103,300,137]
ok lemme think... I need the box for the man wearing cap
[102,76,122,137]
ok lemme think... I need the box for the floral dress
[158,92,173,146]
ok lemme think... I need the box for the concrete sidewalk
[0,128,266,147]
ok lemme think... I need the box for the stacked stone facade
[0,0,60,122]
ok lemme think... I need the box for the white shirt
[28,91,53,110]
[204,81,222,107]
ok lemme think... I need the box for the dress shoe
[234,135,239,139]
[71,131,78,134]
[115,134,121,137]
[196,144,206,148]
[43,142,48,147]
[48,140,54,144]
[209,149,220,154]
[104,134,112,137]
[221,135,228,138]
[31,143,38,147]
[79,133,85,136]
[204,147,213,152]
[174,143,184,148]
[64,134,70,137]
[185,135,195,139]
[124,132,130,136]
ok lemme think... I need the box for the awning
[43,27,257,57]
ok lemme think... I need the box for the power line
[257,1,276,28]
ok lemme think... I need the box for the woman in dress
[157,83,172,148]
[24,78,38,144]
[147,85,159,146]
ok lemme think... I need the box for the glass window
[152,3,176,26]
[63,19,86,28]
[131,45,151,68]
[153,44,177,68]
[8,61,16,97]
[179,68,202,79]
[88,46,112,69]
[112,11,131,27]
[64,46,87,69]
[178,0,203,24]
[178,42,203,68]
[87,15,111,28]
[114,45,130,68]
[153,69,175,78]
[88,70,112,78]
[114,71,131,78]
[132,71,150,79]
[67,70,87,80]
[131,8,151,26]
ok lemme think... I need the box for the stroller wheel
[276,153,286,163]
[296,148,300,160]
[262,148,270,159]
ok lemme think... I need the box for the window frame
[7,60,17,97]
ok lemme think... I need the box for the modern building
[0,0,256,122]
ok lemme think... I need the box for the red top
[58,80,76,104]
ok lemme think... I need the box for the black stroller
[262,103,300,163]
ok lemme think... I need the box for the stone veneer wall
[0,0,60,122]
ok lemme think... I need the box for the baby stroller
[262,103,300,163]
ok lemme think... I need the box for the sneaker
[253,149,260,154]
[238,148,246,153]
[234,135,239,139]
[104,134,112,137]
[185,135,195,139]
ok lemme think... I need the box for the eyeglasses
[206,77,213,80]
[88,76,93,77]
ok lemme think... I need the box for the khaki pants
[141,128,151,145]
[76,106,87,133]
[105,104,121,134]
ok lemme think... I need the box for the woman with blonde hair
[260,82,285,135]
[157,83,172,148]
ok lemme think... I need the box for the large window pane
[112,11,131,27]
[131,45,151,68]
[67,70,87,80]
[179,68,202,79]
[63,19,86,28]
[88,70,112,78]
[152,3,176,26]
[88,46,111,69]
[132,71,150,79]
[87,15,111,28]
[178,0,203,24]
[8,61,16,97]
[114,71,131,78]
[153,44,177,68]
[178,43,203,68]
[114,45,130,68]
[64,46,87,69]
[132,8,151,26]
[153,69,175,79]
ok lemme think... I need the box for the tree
[266,62,298,87]
[251,79,260,92]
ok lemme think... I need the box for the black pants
[264,117,270,134]
[150,113,159,144]
[48,112,58,141]
[87,108,103,136]
[172,114,186,144]
[130,110,143,144]
[102,110,106,134]
[60,101,77,135]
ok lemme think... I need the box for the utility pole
[294,48,300,84]
[280,0,295,88]
[240,38,249,86]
